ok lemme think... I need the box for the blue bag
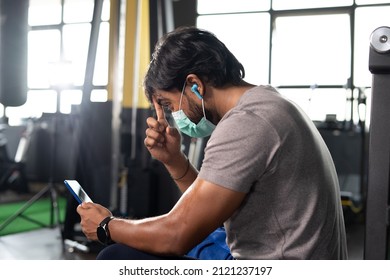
[187,227,233,260]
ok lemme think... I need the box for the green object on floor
[0,197,66,236]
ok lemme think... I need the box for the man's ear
[191,84,203,99]
[186,74,204,97]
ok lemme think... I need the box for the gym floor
[0,227,97,260]
[0,217,365,260]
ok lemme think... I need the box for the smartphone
[64,180,93,204]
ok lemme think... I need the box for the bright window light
[279,88,349,122]
[101,0,111,21]
[49,60,74,87]
[5,90,57,124]
[271,14,351,86]
[273,0,353,10]
[63,0,94,23]
[197,0,270,14]
[20,0,111,125]
[62,23,92,86]
[91,89,108,102]
[60,90,82,114]
[28,30,61,88]
[63,0,110,23]
[28,0,62,26]
[93,22,110,86]
[197,13,270,85]
[356,0,390,4]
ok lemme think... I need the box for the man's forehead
[152,91,168,105]
[154,90,165,100]
[154,89,177,101]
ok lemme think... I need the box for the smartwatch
[97,216,114,245]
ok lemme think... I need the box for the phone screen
[64,180,93,204]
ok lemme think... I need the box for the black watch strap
[100,216,114,227]
[97,216,114,245]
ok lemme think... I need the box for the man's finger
[152,96,166,121]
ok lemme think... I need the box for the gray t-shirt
[198,85,348,259]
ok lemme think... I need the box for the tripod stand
[0,115,61,235]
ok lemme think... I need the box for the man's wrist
[97,216,115,245]
[171,158,190,181]
[166,154,190,180]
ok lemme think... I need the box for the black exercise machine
[364,26,390,260]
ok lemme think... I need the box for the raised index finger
[152,96,166,121]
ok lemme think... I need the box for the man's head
[143,26,245,102]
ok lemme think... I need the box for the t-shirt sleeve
[198,110,281,193]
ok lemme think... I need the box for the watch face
[97,226,107,244]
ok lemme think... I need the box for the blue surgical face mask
[171,83,216,138]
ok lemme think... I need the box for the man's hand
[77,202,112,241]
[144,96,182,165]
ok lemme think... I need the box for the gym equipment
[364,26,390,260]
[0,117,61,234]
[0,0,28,107]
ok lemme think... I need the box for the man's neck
[210,83,256,122]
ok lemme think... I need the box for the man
[77,26,348,260]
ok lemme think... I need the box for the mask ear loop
[178,81,186,110]
[201,98,207,119]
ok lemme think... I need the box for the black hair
[143,26,245,102]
